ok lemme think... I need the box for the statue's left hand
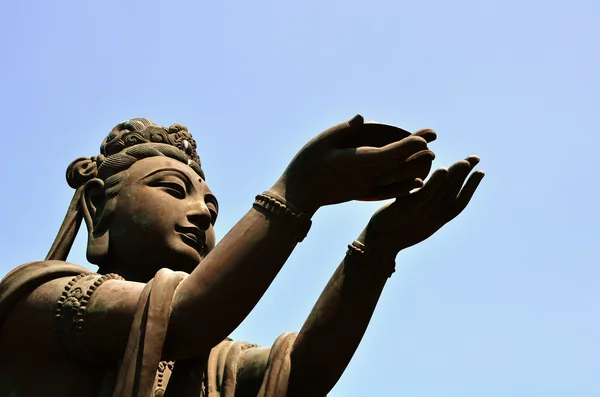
[270,115,436,215]
[359,156,485,257]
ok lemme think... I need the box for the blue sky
[1,1,599,396]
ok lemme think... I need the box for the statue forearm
[165,204,306,359]
[287,242,394,396]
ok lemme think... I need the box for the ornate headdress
[47,118,204,262]
[101,119,201,165]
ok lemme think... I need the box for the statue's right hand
[269,115,436,215]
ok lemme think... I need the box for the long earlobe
[81,178,109,265]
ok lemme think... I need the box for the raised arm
[165,116,436,358]
[4,116,438,366]
[287,157,485,396]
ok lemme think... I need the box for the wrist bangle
[261,190,304,214]
[253,192,312,242]
[346,240,365,255]
[345,240,396,278]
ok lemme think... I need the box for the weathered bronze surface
[0,116,483,396]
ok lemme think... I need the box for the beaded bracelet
[345,240,396,278]
[253,191,312,242]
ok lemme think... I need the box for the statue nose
[187,203,212,231]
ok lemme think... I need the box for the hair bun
[66,156,102,189]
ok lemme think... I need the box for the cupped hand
[270,115,437,215]
[359,156,485,257]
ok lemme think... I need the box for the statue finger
[447,170,485,221]
[357,178,424,201]
[401,167,450,209]
[412,128,437,143]
[423,159,472,211]
[443,159,473,193]
[370,150,434,185]
[352,147,428,177]
[465,155,480,168]
[332,135,428,169]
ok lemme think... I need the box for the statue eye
[207,203,218,224]
[205,195,219,225]
[156,182,186,199]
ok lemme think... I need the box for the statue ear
[81,178,109,265]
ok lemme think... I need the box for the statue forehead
[125,156,200,179]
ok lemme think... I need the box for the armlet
[54,272,124,359]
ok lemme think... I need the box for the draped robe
[0,261,301,397]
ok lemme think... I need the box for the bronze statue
[0,116,484,396]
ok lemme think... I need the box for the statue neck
[98,256,155,283]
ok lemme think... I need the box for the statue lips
[176,225,207,256]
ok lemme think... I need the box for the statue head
[48,119,218,282]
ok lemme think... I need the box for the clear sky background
[1,1,599,396]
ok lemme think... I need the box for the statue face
[106,156,218,280]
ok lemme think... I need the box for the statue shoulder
[0,261,94,329]
[0,261,95,361]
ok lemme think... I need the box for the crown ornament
[100,118,200,165]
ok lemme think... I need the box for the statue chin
[172,251,203,275]
[159,239,205,275]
